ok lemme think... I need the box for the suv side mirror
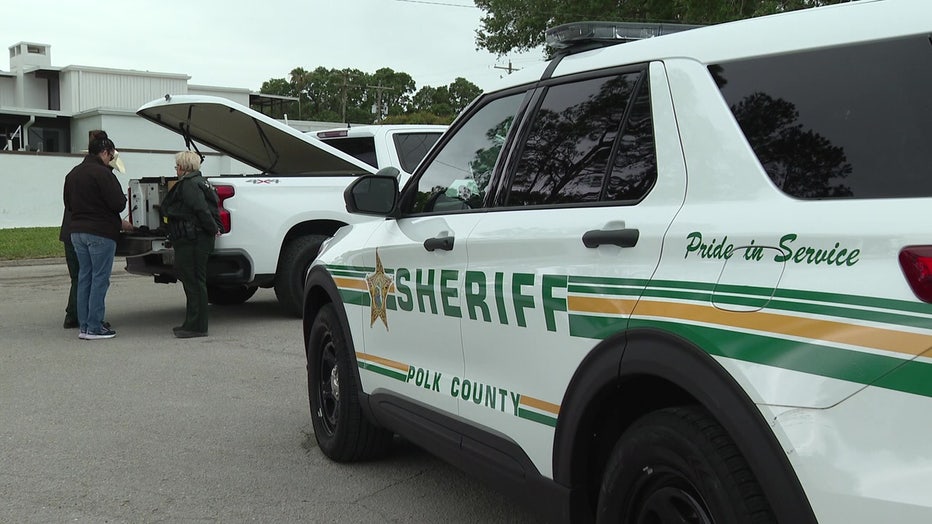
[344,169,400,215]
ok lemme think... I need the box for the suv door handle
[582,228,640,248]
[424,236,455,252]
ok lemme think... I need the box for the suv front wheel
[307,304,393,461]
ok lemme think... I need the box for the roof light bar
[545,21,703,49]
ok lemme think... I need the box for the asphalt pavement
[0,259,537,523]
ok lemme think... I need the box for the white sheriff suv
[301,1,932,522]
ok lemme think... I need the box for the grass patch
[0,227,64,260]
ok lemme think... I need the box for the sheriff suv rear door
[459,63,687,473]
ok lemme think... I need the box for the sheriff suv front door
[358,93,527,416]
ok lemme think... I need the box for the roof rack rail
[545,21,703,50]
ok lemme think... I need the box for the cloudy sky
[1,0,544,93]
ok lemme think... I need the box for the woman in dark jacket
[60,129,125,330]
[161,151,221,338]
[63,136,127,340]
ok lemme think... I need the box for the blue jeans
[70,232,116,334]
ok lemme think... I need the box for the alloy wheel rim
[318,333,339,434]
[628,470,713,524]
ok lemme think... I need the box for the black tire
[596,406,775,524]
[275,235,327,317]
[206,284,258,305]
[307,304,393,461]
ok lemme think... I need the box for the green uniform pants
[173,233,215,333]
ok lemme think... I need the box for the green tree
[447,78,483,115]
[258,68,480,125]
[335,68,371,124]
[257,77,298,119]
[410,78,482,120]
[474,0,851,55]
[411,85,452,118]
[289,67,343,122]
[367,68,416,121]
[260,77,290,97]
[286,66,368,123]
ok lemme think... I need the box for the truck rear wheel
[207,284,258,305]
[596,406,774,524]
[275,235,327,317]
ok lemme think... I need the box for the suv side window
[607,75,656,201]
[506,71,656,206]
[410,94,525,214]
[714,36,932,199]
[393,132,442,173]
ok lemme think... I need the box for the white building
[0,42,333,229]
[0,41,314,153]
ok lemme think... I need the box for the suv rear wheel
[596,406,774,524]
[307,304,393,461]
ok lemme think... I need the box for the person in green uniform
[161,151,221,338]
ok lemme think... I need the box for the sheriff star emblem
[366,250,395,329]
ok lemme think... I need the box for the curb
[0,257,66,268]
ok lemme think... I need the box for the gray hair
[174,151,202,173]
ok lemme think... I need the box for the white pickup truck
[117,95,445,316]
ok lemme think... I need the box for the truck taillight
[317,129,348,138]
[899,246,932,303]
[216,185,234,233]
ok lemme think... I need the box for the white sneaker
[78,331,87,340]
[84,328,116,340]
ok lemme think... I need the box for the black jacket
[58,209,72,243]
[160,170,220,237]
[62,155,127,242]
